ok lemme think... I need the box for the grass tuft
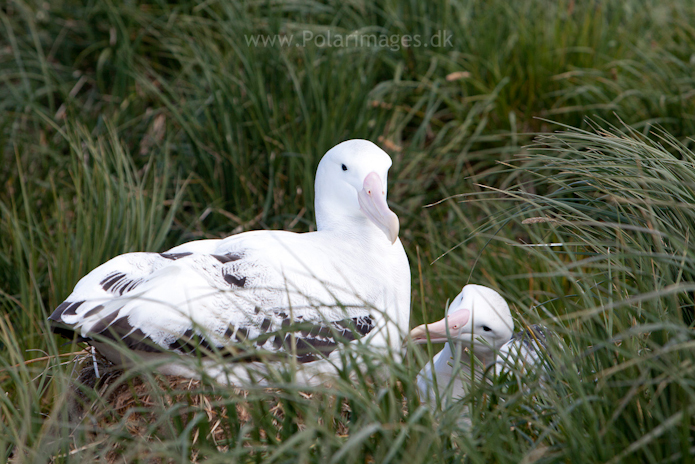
[3,0,695,462]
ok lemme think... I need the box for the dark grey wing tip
[88,316,167,354]
[49,301,89,341]
[87,311,120,335]
[48,301,70,321]
[49,320,89,343]
[49,300,86,321]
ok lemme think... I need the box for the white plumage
[50,140,411,384]
[410,285,549,408]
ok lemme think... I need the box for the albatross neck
[315,213,391,248]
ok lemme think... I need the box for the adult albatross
[49,140,411,385]
[410,285,549,407]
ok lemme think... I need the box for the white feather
[50,140,411,385]
[414,286,551,413]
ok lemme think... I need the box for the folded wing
[49,247,375,363]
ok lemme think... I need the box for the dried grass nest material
[62,353,352,461]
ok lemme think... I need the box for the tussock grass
[3,0,695,462]
[427,122,695,463]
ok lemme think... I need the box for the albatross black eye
[482,326,492,332]
[342,164,348,171]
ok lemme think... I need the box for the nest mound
[61,353,350,462]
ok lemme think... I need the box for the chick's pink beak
[409,308,471,344]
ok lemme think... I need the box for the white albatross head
[410,284,514,363]
[314,139,399,244]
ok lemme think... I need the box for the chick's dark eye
[482,326,492,332]
[341,164,348,171]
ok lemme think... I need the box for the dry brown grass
[59,354,353,462]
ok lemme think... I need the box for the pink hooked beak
[357,171,399,244]
[409,308,471,344]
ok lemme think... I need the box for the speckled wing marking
[269,313,375,363]
[496,324,551,374]
[161,313,375,363]
[54,311,375,364]
[99,272,145,295]
[49,251,237,346]
[508,325,549,351]
[49,248,376,363]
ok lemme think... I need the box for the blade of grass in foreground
[431,121,695,463]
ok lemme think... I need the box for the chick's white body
[412,285,551,415]
[413,285,513,406]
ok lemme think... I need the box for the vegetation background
[2,0,695,462]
